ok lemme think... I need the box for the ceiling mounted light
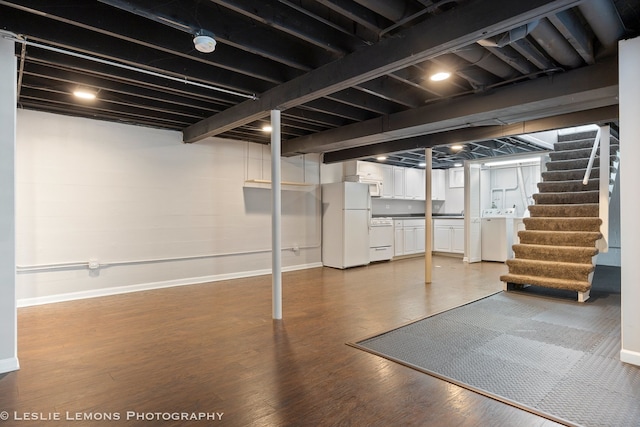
[430,71,451,81]
[262,125,272,132]
[376,156,387,161]
[450,144,464,151]
[73,88,97,100]
[193,35,216,53]
[453,162,463,167]
[418,162,427,167]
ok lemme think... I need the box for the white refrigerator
[322,182,371,269]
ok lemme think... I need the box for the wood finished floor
[0,256,565,426]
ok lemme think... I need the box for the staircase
[500,128,619,302]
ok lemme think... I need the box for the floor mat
[352,288,640,427]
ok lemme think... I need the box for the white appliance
[344,174,383,197]
[322,182,371,269]
[369,217,394,261]
[481,208,517,262]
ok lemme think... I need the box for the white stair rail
[584,125,610,252]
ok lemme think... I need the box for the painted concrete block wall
[16,110,321,306]
[620,36,640,366]
[0,37,18,373]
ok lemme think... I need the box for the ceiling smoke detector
[193,35,216,53]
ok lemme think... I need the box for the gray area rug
[352,267,640,427]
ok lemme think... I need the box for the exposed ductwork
[579,0,626,55]
[478,21,540,48]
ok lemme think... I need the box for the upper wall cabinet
[341,160,446,201]
[431,169,446,201]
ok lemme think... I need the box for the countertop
[373,214,464,219]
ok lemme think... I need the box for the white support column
[271,110,282,320]
[0,36,19,373]
[424,148,432,284]
[620,37,640,366]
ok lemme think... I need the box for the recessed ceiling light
[73,89,97,100]
[418,162,426,167]
[430,71,451,81]
[376,156,387,161]
[454,162,463,167]
[262,125,272,132]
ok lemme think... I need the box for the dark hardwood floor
[0,256,564,426]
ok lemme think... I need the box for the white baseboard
[17,262,323,307]
[0,356,20,373]
[620,348,640,367]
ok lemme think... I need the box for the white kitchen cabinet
[398,219,425,255]
[394,220,404,256]
[433,218,464,254]
[393,166,405,199]
[379,164,394,198]
[431,169,446,201]
[405,168,425,200]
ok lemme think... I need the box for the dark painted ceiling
[1,0,637,168]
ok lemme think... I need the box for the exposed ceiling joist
[284,56,618,155]
[182,0,584,143]
[322,105,619,163]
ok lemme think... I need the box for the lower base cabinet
[394,219,425,256]
[433,219,464,254]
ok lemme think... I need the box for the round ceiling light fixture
[430,71,451,81]
[193,35,217,53]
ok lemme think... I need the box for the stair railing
[583,125,610,252]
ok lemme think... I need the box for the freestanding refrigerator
[322,182,371,269]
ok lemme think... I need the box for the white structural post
[0,36,19,373]
[620,37,640,367]
[424,148,432,284]
[271,109,283,320]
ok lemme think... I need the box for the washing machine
[481,208,517,262]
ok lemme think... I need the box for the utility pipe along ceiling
[1,0,637,168]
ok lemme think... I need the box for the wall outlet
[88,259,100,270]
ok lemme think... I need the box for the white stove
[370,217,394,261]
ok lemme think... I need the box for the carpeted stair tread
[557,130,597,142]
[518,230,602,247]
[542,168,600,181]
[549,145,619,161]
[537,179,599,193]
[512,244,598,263]
[546,158,595,171]
[533,191,599,205]
[522,217,602,232]
[528,204,599,217]
[499,273,591,292]
[505,259,594,281]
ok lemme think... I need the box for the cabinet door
[393,167,405,199]
[431,169,446,201]
[394,227,404,256]
[405,168,421,199]
[403,227,416,254]
[433,225,451,252]
[380,164,394,198]
[451,226,465,253]
[415,226,426,252]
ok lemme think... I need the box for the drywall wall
[620,36,640,366]
[16,110,322,306]
[0,37,18,373]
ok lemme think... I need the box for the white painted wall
[16,110,322,306]
[620,36,640,367]
[0,37,19,373]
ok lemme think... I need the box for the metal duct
[454,44,520,80]
[579,0,625,54]
[530,18,584,68]
[478,21,539,48]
